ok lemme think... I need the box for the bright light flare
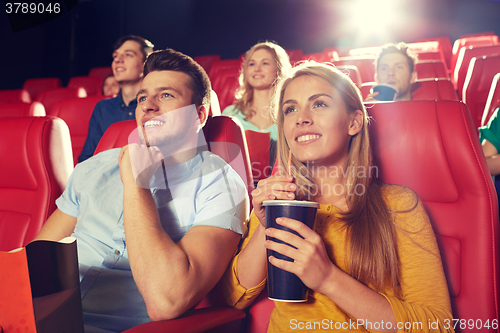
[345,0,410,43]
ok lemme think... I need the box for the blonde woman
[222,41,292,142]
[223,62,453,332]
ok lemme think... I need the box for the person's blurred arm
[32,209,77,242]
[481,139,500,175]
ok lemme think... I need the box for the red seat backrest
[22,77,62,101]
[208,59,243,82]
[218,75,240,111]
[412,78,458,101]
[0,102,45,117]
[0,117,73,251]
[415,60,449,80]
[246,100,500,332]
[94,116,254,198]
[88,66,113,78]
[369,100,499,325]
[211,67,240,102]
[285,49,303,61]
[35,87,87,114]
[418,36,453,70]
[451,35,500,78]
[463,55,500,131]
[244,130,272,184]
[482,73,500,127]
[68,76,104,96]
[194,55,221,75]
[334,56,375,83]
[0,89,31,104]
[453,44,500,96]
[336,65,363,88]
[49,96,106,166]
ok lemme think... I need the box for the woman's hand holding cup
[251,174,296,226]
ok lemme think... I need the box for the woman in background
[223,41,292,141]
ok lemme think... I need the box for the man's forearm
[122,182,194,320]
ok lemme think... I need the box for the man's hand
[364,91,380,102]
[118,144,164,188]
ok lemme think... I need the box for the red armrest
[122,307,245,333]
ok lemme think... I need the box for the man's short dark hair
[113,35,154,62]
[375,42,418,73]
[143,49,211,108]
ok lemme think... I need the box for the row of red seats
[1,99,497,332]
[0,66,113,113]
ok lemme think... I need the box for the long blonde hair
[232,41,292,120]
[274,62,402,294]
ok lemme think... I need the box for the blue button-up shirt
[78,91,137,163]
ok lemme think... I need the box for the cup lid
[262,200,319,208]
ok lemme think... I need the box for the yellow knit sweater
[223,185,453,332]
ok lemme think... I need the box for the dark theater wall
[1,0,500,90]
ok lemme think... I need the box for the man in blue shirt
[78,35,154,162]
[34,49,248,332]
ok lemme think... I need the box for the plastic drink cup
[263,200,319,302]
[371,84,397,101]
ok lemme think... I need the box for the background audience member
[33,48,247,332]
[223,62,452,332]
[366,42,418,102]
[102,74,120,96]
[223,41,291,140]
[480,107,500,175]
[78,35,154,162]
[222,41,292,182]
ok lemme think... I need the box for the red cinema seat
[0,89,31,104]
[460,31,497,38]
[463,55,500,131]
[208,59,242,82]
[36,87,87,114]
[49,96,106,165]
[22,77,62,101]
[415,60,449,80]
[482,73,500,127]
[369,100,499,328]
[301,52,333,63]
[68,76,104,96]
[0,102,45,117]
[418,36,453,70]
[334,56,376,83]
[452,44,500,96]
[412,78,458,101]
[323,46,343,59]
[244,130,272,184]
[0,117,73,251]
[336,65,363,88]
[211,67,240,104]
[88,66,113,78]
[194,55,221,75]
[285,49,303,61]
[451,35,500,80]
[244,100,500,332]
[218,75,240,111]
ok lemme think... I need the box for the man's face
[135,70,205,148]
[112,40,144,84]
[375,52,417,101]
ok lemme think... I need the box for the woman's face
[245,48,279,90]
[282,75,361,167]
